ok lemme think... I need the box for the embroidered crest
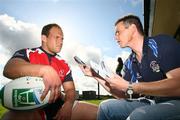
[150,61,160,72]
[59,70,65,77]
[136,73,142,79]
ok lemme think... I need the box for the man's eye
[115,31,120,35]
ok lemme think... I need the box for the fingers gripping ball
[0,76,50,110]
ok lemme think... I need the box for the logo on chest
[59,70,65,78]
[136,73,142,79]
[150,61,160,72]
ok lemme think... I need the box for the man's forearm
[64,89,76,106]
[3,58,45,79]
[133,77,180,97]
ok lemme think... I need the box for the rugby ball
[0,76,50,110]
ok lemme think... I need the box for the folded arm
[3,58,45,79]
[3,58,62,103]
[133,67,180,97]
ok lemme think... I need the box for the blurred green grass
[82,99,103,105]
[0,104,7,119]
[0,99,103,119]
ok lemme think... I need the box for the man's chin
[56,47,62,53]
[56,50,61,53]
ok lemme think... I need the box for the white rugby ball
[0,76,50,110]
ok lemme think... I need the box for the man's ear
[130,24,137,33]
[41,35,47,42]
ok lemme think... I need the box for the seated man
[79,15,180,120]
[2,23,97,120]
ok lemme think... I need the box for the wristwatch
[126,83,134,99]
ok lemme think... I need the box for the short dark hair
[115,15,144,35]
[41,23,61,37]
